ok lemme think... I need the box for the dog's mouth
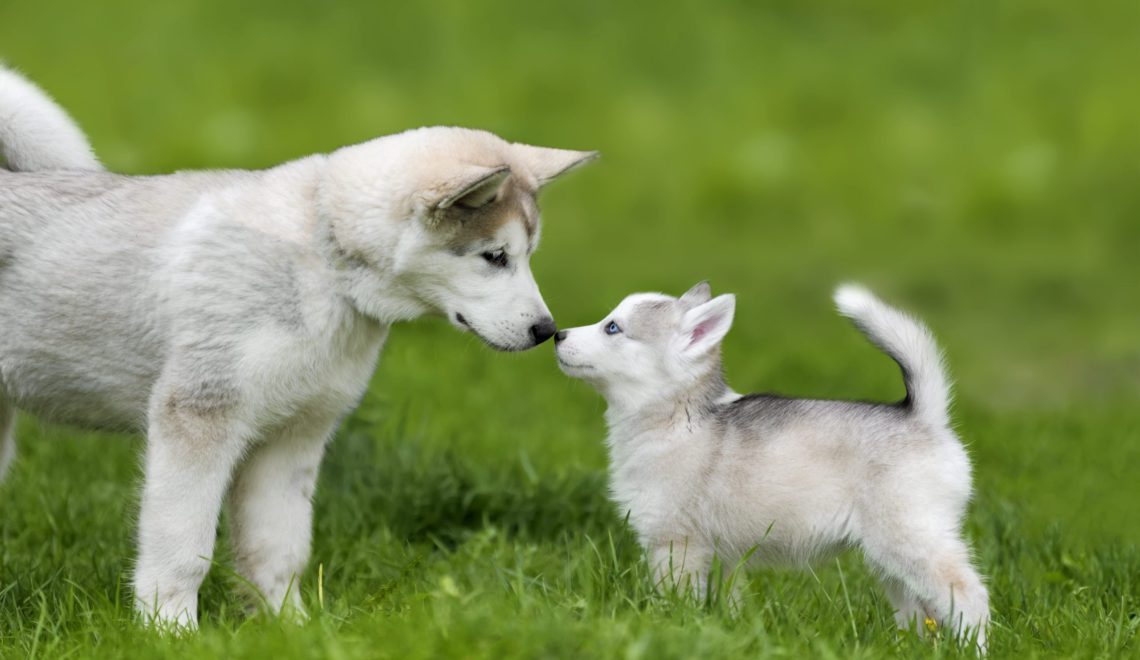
[557,356,595,372]
[453,312,523,352]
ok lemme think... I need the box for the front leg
[227,411,339,618]
[650,538,714,601]
[134,390,250,629]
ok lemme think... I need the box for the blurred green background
[1,0,1138,656]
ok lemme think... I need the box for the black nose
[554,330,568,344]
[529,318,558,345]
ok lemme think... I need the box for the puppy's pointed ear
[675,294,735,358]
[513,144,598,187]
[679,281,712,309]
[435,165,511,211]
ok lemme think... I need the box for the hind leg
[0,396,15,484]
[866,534,990,651]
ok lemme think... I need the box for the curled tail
[834,284,952,428]
[0,64,102,171]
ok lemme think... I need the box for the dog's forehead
[507,181,541,238]
[615,293,672,313]
[447,182,541,252]
[613,293,678,338]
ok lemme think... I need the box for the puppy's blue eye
[481,250,508,268]
[605,321,622,335]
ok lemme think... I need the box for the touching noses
[554,330,568,344]
[530,317,558,346]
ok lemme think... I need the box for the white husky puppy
[0,65,595,627]
[555,282,990,648]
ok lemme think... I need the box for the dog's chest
[238,316,389,425]
[607,430,711,542]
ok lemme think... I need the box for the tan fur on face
[438,176,541,252]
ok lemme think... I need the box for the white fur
[0,66,102,171]
[556,283,990,650]
[834,283,951,428]
[0,66,595,628]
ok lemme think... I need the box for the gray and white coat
[0,65,595,628]
[555,282,990,650]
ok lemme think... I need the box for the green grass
[1,0,1138,657]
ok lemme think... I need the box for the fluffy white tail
[0,65,102,171]
[834,284,952,427]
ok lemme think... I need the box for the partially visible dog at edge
[555,282,990,650]
[0,65,595,628]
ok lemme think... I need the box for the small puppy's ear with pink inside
[434,165,512,211]
[675,294,735,358]
[512,144,598,187]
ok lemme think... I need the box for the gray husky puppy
[555,282,990,648]
[0,65,595,627]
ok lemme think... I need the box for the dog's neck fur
[603,357,731,448]
[308,162,433,326]
[600,357,733,550]
[321,225,433,326]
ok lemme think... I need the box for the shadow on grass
[316,425,615,548]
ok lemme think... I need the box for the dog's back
[0,170,176,428]
[0,165,312,429]
[0,69,277,429]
